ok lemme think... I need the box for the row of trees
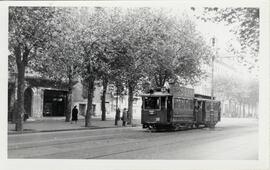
[9,7,213,131]
[214,74,259,117]
[190,7,259,117]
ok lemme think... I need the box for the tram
[141,84,221,130]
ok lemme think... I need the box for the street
[8,118,258,159]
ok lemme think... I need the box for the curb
[8,124,141,135]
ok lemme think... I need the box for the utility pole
[115,84,119,116]
[210,37,216,129]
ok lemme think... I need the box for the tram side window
[174,98,180,109]
[206,102,211,111]
[184,100,190,110]
[180,99,184,109]
[186,100,191,110]
[214,102,220,111]
[184,100,188,110]
[161,97,166,109]
[189,100,193,110]
[144,97,160,110]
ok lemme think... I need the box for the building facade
[193,57,258,118]
[71,81,142,119]
[8,74,142,121]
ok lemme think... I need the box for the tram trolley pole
[210,37,216,129]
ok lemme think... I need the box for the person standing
[121,108,128,126]
[71,105,78,124]
[115,107,120,126]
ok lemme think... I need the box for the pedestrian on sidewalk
[71,105,78,124]
[121,108,128,126]
[115,107,121,126]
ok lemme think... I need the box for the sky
[170,7,258,78]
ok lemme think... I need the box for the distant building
[8,73,74,120]
[193,57,258,118]
[72,81,142,119]
[8,73,142,121]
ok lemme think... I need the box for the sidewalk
[8,117,141,135]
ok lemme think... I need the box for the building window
[79,104,86,116]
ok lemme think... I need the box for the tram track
[89,128,257,159]
[9,124,257,159]
[8,133,127,150]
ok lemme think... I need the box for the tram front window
[144,97,160,110]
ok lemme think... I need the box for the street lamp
[210,37,216,129]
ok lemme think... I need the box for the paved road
[8,118,258,159]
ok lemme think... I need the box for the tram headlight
[149,110,154,115]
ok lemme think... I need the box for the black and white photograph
[0,0,269,170]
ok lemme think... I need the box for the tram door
[167,96,173,122]
[196,101,203,123]
[202,101,206,121]
[161,97,167,123]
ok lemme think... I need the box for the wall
[71,81,142,120]
[31,87,44,118]
[8,77,142,120]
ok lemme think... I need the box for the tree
[214,74,258,117]
[192,7,259,70]
[107,8,211,124]
[246,79,259,105]
[77,7,127,122]
[30,8,82,122]
[95,8,125,121]
[74,7,116,127]
[144,10,211,88]
[9,7,58,131]
[106,8,154,124]
[246,79,259,116]
[8,7,215,129]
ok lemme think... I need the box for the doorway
[43,90,67,117]
[167,96,172,122]
[79,104,86,116]
[24,87,32,117]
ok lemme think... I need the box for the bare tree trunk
[255,103,258,118]
[239,102,242,118]
[85,77,95,127]
[127,83,134,125]
[243,102,246,118]
[10,82,17,123]
[229,99,232,117]
[14,46,29,132]
[65,71,73,122]
[65,85,72,122]
[7,79,16,122]
[101,77,108,121]
[15,64,25,132]
[248,103,251,117]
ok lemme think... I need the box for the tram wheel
[205,123,210,128]
[173,124,181,131]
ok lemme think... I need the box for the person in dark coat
[71,105,78,124]
[121,108,128,126]
[115,107,120,126]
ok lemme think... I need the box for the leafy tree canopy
[191,7,259,70]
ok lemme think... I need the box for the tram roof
[195,97,220,102]
[140,91,173,97]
